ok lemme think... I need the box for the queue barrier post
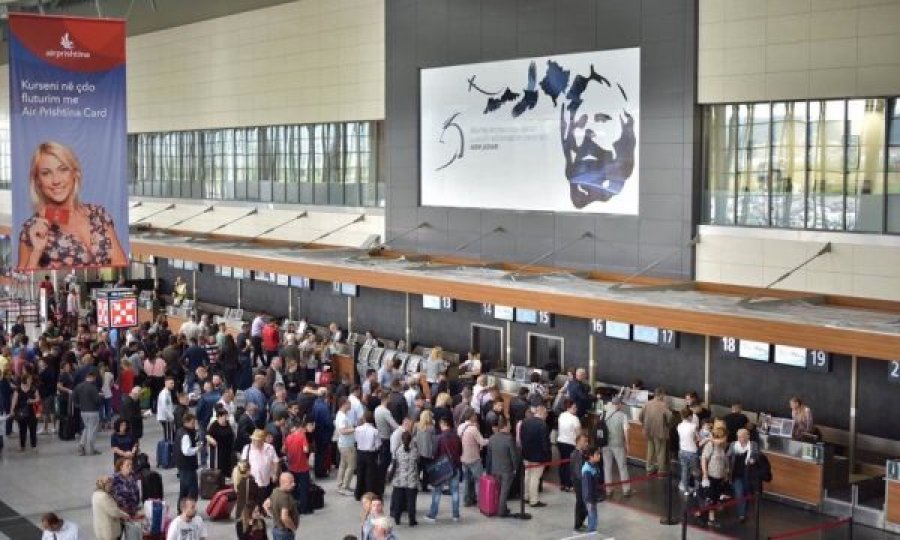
[660,471,680,526]
[755,486,762,540]
[514,461,532,521]
[680,502,689,540]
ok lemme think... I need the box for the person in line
[40,512,79,540]
[284,420,312,515]
[312,386,335,479]
[362,496,385,540]
[355,410,383,499]
[165,498,207,540]
[602,396,631,498]
[580,446,603,534]
[17,141,127,269]
[335,396,357,496]
[266,471,299,540]
[676,407,699,494]
[206,407,236,478]
[639,387,672,474]
[91,475,130,540]
[110,418,137,468]
[36,357,57,435]
[413,409,436,492]
[243,428,281,505]
[175,412,203,511]
[556,399,581,492]
[520,404,551,508]
[73,370,101,456]
[120,386,144,442]
[487,416,519,517]
[156,375,176,442]
[111,457,142,517]
[699,427,729,528]
[459,410,488,507]
[9,374,39,452]
[723,402,749,443]
[726,428,760,524]
[570,433,589,532]
[370,516,398,540]
[390,430,419,527]
[424,416,463,522]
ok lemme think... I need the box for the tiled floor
[0,420,895,539]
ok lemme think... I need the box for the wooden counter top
[762,450,823,506]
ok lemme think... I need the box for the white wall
[697,226,900,300]
[698,0,900,103]
[126,0,384,132]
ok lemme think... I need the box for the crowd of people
[0,278,787,539]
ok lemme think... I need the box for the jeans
[428,470,461,519]
[574,480,587,528]
[79,411,99,452]
[100,397,112,424]
[337,446,356,491]
[557,442,575,489]
[178,468,199,511]
[602,446,631,495]
[679,450,699,491]
[524,463,545,505]
[586,502,598,532]
[272,528,295,540]
[462,460,483,505]
[733,476,748,519]
[292,470,311,514]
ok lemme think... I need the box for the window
[703,97,897,234]
[128,121,382,207]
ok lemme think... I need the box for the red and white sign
[97,296,136,328]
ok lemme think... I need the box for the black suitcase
[200,452,225,500]
[58,414,77,441]
[309,483,325,510]
[141,470,164,502]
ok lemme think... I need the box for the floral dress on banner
[19,203,115,268]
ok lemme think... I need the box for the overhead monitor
[632,324,659,345]
[422,294,442,310]
[774,345,807,368]
[739,340,771,362]
[340,283,359,297]
[494,305,515,321]
[515,308,538,324]
[604,320,631,340]
[289,276,312,289]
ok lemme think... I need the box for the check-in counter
[757,435,837,507]
[886,460,900,530]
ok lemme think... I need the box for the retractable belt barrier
[524,458,570,469]
[692,493,755,515]
[767,516,853,540]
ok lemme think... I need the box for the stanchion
[659,471,680,525]
[848,515,854,540]
[680,503,689,540]
[512,461,532,520]
[754,487,762,540]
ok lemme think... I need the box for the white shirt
[41,520,80,540]
[470,384,485,410]
[100,372,114,399]
[335,410,356,449]
[355,423,381,452]
[165,515,207,540]
[156,388,175,422]
[677,420,698,453]
[348,394,365,426]
[403,388,418,409]
[557,411,581,446]
[66,293,78,315]
[181,433,200,456]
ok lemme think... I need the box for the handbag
[426,455,454,486]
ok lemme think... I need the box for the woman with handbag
[726,428,760,524]
[10,375,39,452]
[699,427,728,528]
[390,431,420,527]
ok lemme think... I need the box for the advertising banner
[9,14,128,270]
[421,48,640,214]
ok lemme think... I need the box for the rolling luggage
[309,483,325,510]
[206,487,237,521]
[200,453,225,500]
[58,400,77,441]
[141,470,164,502]
[143,498,170,539]
[478,473,501,517]
[156,423,174,469]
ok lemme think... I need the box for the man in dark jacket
[508,387,530,431]
[520,405,551,508]
[120,386,144,441]
[73,370,101,455]
[311,388,335,478]
[424,417,463,522]
[567,368,597,418]
[174,412,202,511]
[570,434,589,532]
[386,384,408,425]
[487,417,519,517]
[235,403,257,452]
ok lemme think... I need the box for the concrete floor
[0,421,733,540]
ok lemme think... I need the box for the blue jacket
[244,387,268,427]
[581,461,601,504]
[312,398,334,441]
[195,389,222,428]
[567,380,596,417]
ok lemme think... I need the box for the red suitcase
[478,474,501,517]
[205,487,237,521]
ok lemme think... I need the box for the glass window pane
[807,100,845,230]
[887,99,900,232]
[736,103,770,226]
[846,99,885,232]
[771,102,807,228]
[703,104,736,225]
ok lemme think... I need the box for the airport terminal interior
[1,0,900,539]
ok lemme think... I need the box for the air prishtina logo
[60,32,74,50]
[438,59,636,209]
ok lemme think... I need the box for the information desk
[887,460,900,530]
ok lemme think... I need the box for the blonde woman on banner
[17,141,126,270]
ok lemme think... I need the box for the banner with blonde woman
[9,14,128,270]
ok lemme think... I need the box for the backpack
[595,411,609,448]
[755,452,773,483]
